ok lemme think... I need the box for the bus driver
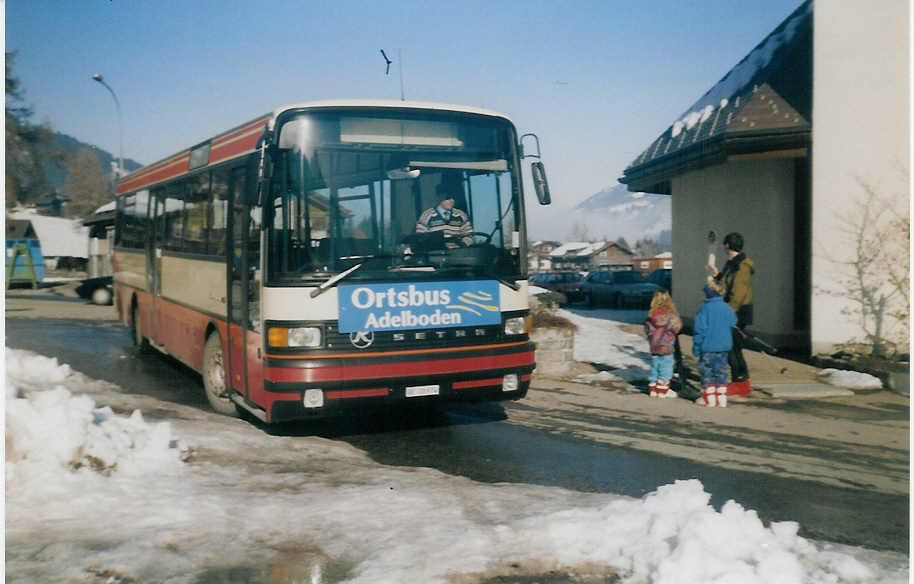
[415,183,474,248]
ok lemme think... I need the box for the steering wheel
[467,231,493,245]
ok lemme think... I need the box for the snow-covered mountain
[528,182,671,244]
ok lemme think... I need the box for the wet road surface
[5,317,908,552]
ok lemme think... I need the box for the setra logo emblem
[349,330,374,349]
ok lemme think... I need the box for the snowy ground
[552,304,883,391]
[4,349,907,583]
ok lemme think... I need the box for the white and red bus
[113,100,552,423]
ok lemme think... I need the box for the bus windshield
[266,109,523,285]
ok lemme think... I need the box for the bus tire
[131,303,149,351]
[202,332,240,417]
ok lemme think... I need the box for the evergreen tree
[5,52,60,206]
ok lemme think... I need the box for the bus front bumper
[261,342,535,422]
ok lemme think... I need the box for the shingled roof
[621,0,812,194]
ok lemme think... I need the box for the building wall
[671,158,799,342]
[811,1,910,354]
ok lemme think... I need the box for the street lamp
[91,73,124,178]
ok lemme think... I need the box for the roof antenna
[380,48,406,101]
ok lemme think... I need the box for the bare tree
[634,237,668,257]
[822,174,909,356]
[65,148,109,218]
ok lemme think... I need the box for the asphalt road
[5,292,910,553]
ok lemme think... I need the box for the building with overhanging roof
[619,0,908,355]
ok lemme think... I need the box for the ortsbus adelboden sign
[112,99,552,423]
[338,281,501,333]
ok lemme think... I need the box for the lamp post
[91,73,124,178]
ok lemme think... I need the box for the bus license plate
[405,384,439,397]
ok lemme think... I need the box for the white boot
[657,381,677,398]
[649,382,658,398]
[716,385,727,408]
[696,386,717,407]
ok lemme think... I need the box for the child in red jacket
[644,291,683,398]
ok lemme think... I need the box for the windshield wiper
[309,262,365,298]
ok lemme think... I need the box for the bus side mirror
[531,161,551,205]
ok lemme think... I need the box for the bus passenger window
[210,169,230,255]
[184,172,210,254]
[164,181,186,251]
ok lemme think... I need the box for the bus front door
[227,168,263,402]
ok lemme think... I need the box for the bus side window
[184,172,210,255]
[210,169,230,256]
[164,181,186,252]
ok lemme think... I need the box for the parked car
[581,270,662,308]
[75,276,114,305]
[646,268,672,293]
[529,271,585,303]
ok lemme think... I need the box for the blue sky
[7,0,803,222]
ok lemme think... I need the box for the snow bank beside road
[558,307,652,383]
[5,348,907,583]
[818,368,883,390]
[6,352,186,486]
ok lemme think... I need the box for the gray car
[581,269,663,308]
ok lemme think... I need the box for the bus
[113,99,552,423]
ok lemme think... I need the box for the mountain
[44,132,144,191]
[528,182,671,245]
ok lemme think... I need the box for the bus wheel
[202,332,240,417]
[131,303,149,351]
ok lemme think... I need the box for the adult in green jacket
[712,232,755,386]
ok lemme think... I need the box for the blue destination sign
[338,280,501,333]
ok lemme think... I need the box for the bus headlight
[303,389,324,408]
[268,326,322,348]
[504,316,526,335]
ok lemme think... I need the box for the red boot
[727,379,751,397]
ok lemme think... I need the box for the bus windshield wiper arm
[310,262,364,298]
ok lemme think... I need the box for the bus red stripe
[117,155,190,194]
[212,119,267,146]
[266,352,535,384]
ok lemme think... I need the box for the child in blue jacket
[692,281,737,407]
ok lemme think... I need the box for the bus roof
[117,99,515,196]
[268,99,515,129]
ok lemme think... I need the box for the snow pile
[516,479,876,584]
[817,368,883,390]
[6,350,186,483]
[5,351,72,387]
